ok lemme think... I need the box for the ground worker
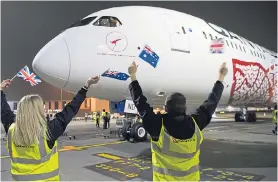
[127,61,228,181]
[272,104,277,135]
[107,111,111,128]
[0,76,100,181]
[84,112,88,122]
[102,109,108,129]
[96,112,100,128]
[92,112,96,121]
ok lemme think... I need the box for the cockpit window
[68,16,97,28]
[93,16,122,27]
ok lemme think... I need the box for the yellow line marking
[1,141,126,159]
[96,153,122,160]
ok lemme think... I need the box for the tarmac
[1,117,277,181]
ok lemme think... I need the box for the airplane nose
[32,37,70,89]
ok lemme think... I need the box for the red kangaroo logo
[111,38,122,46]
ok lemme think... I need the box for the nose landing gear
[235,107,257,122]
[116,118,148,143]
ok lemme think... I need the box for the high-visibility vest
[151,117,203,181]
[102,112,107,117]
[273,110,277,123]
[7,123,60,181]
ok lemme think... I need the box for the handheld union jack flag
[101,69,130,81]
[210,38,225,54]
[139,45,160,68]
[16,66,42,86]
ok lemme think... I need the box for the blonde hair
[14,94,49,146]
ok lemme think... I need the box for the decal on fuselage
[210,38,225,54]
[106,32,128,52]
[205,21,277,58]
[228,59,278,105]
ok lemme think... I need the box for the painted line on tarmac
[205,137,275,144]
[241,124,273,130]
[1,141,126,159]
[205,126,227,130]
[89,153,264,181]
[96,153,123,160]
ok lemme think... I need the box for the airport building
[8,98,110,117]
[43,98,110,116]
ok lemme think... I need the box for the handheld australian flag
[139,45,160,68]
[101,69,130,81]
[16,65,42,86]
[210,38,224,54]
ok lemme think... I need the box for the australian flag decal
[139,45,160,68]
[101,69,130,81]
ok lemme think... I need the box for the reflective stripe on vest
[12,169,59,181]
[7,125,59,181]
[151,117,202,177]
[153,164,199,177]
[151,119,201,159]
[273,110,277,122]
[8,130,58,164]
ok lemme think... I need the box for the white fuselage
[32,6,277,111]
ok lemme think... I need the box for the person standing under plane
[102,109,108,129]
[96,112,100,128]
[1,76,100,181]
[127,61,228,181]
[272,104,277,135]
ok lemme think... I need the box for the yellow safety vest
[151,117,203,181]
[7,123,60,181]
[273,110,277,123]
[102,112,107,117]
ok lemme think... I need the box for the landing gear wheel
[130,122,147,142]
[246,112,256,122]
[121,122,132,141]
[117,128,122,137]
[235,112,241,122]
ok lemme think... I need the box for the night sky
[1,1,277,101]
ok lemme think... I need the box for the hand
[85,76,100,88]
[218,62,228,81]
[1,79,11,90]
[128,61,137,76]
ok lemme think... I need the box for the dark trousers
[275,123,277,132]
[107,119,110,128]
[96,118,100,128]
[103,118,108,129]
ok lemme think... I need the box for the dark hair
[103,109,105,112]
[165,92,186,114]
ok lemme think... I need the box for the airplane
[32,6,277,123]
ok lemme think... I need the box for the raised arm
[128,62,162,139]
[191,62,228,130]
[46,76,100,143]
[1,80,15,134]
